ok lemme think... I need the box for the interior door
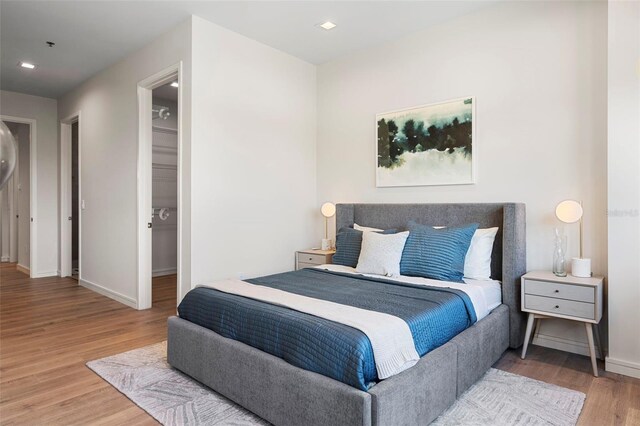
[60,123,72,277]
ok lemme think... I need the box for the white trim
[533,333,603,359]
[16,263,30,275]
[152,267,177,277]
[79,278,137,309]
[31,270,58,278]
[59,112,81,279]
[1,115,37,278]
[605,356,640,379]
[137,62,183,310]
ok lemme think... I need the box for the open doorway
[0,120,31,275]
[137,63,182,310]
[59,113,80,279]
[71,121,79,279]
[150,81,178,307]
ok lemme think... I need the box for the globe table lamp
[555,200,591,277]
[320,202,336,250]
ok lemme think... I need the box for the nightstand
[295,249,335,270]
[521,271,604,376]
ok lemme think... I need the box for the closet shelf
[152,163,177,170]
[152,126,178,134]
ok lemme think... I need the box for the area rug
[87,342,586,426]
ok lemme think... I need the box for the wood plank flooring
[0,263,175,425]
[1,263,639,425]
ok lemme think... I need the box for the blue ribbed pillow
[333,227,396,267]
[400,222,479,282]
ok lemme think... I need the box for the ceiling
[0,1,494,99]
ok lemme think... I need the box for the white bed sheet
[315,264,502,321]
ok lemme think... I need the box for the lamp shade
[321,202,336,218]
[555,200,583,223]
[0,121,17,190]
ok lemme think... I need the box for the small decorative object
[376,97,475,187]
[555,200,591,278]
[0,121,18,190]
[552,228,567,277]
[320,202,336,250]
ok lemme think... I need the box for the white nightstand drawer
[525,280,594,303]
[296,262,318,270]
[296,252,328,265]
[524,294,595,320]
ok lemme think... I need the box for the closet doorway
[59,113,80,279]
[0,118,34,276]
[137,63,183,310]
[149,81,178,308]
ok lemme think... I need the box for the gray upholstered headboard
[336,203,527,348]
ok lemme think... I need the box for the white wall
[54,15,317,306]
[606,0,640,379]
[189,16,317,286]
[57,19,192,307]
[0,91,58,277]
[317,2,607,355]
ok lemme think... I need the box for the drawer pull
[308,257,313,261]
[554,290,559,293]
[555,305,559,309]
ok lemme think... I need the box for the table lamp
[320,202,336,250]
[555,200,591,277]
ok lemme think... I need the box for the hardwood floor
[0,263,175,425]
[495,346,640,425]
[1,263,638,425]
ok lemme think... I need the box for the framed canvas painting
[376,97,475,187]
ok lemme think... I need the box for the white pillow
[464,227,499,280]
[356,231,409,277]
[354,223,383,232]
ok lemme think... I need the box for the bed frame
[168,203,526,425]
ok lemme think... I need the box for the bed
[167,203,527,426]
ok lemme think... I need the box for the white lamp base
[321,239,332,250]
[571,257,591,278]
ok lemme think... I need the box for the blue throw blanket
[178,268,477,390]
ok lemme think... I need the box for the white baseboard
[31,270,58,278]
[80,278,137,309]
[533,333,604,359]
[16,264,30,276]
[152,267,177,277]
[606,357,640,379]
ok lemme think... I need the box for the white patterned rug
[87,342,585,426]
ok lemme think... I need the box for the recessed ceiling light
[170,81,179,88]
[319,21,337,30]
[18,62,36,70]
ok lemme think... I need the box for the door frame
[137,62,183,309]
[59,112,81,278]
[0,115,37,277]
